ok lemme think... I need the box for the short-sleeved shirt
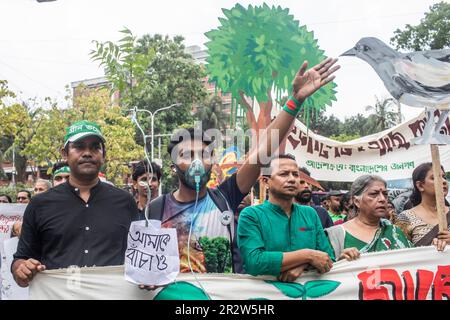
[160,174,245,274]
[13,181,140,269]
[237,201,335,277]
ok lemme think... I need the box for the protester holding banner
[326,175,412,261]
[146,57,340,276]
[396,162,450,248]
[12,120,140,288]
[238,154,335,282]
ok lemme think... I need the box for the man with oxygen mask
[145,57,341,278]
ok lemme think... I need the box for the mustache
[298,190,312,196]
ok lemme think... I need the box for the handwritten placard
[124,220,179,286]
[1,237,29,300]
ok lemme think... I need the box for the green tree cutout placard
[205,3,338,133]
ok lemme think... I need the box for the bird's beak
[340,47,357,57]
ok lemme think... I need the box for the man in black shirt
[12,120,139,287]
[295,167,333,229]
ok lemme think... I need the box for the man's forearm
[281,248,312,272]
[248,97,301,166]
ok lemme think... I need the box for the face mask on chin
[175,159,211,192]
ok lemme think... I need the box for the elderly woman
[396,163,450,248]
[325,175,412,261]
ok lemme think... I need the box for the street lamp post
[150,104,180,160]
[131,103,181,161]
[131,103,181,196]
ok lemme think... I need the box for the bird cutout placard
[342,37,450,145]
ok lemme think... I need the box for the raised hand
[292,57,340,103]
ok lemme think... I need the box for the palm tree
[365,96,399,131]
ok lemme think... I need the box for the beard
[296,190,312,204]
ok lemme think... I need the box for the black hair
[263,153,297,177]
[52,161,68,174]
[167,127,214,159]
[298,166,311,177]
[132,160,162,182]
[0,194,12,203]
[410,162,445,206]
[340,192,351,208]
[17,190,31,199]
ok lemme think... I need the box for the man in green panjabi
[238,154,335,283]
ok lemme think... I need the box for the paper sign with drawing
[124,220,179,286]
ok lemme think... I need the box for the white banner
[0,204,26,300]
[30,246,449,300]
[285,110,450,182]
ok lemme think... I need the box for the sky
[0,0,442,122]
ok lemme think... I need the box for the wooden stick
[430,144,447,231]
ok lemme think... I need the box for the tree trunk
[15,153,28,183]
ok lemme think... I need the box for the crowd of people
[5,56,450,290]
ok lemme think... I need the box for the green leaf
[304,280,340,298]
[265,280,305,298]
[154,282,210,300]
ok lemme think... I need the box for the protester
[146,56,340,277]
[396,163,450,248]
[0,194,12,203]
[295,167,333,229]
[12,120,140,287]
[340,192,355,223]
[326,190,346,225]
[52,161,70,187]
[325,175,412,261]
[386,200,397,223]
[132,160,162,214]
[238,154,334,282]
[16,190,31,204]
[320,196,329,211]
[33,179,51,195]
[236,194,252,221]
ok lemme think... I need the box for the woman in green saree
[325,175,413,261]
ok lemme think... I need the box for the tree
[341,113,374,137]
[21,86,143,185]
[205,4,337,135]
[90,27,155,108]
[391,2,450,51]
[365,96,399,132]
[91,30,206,136]
[194,95,228,131]
[0,81,44,182]
[329,133,361,142]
